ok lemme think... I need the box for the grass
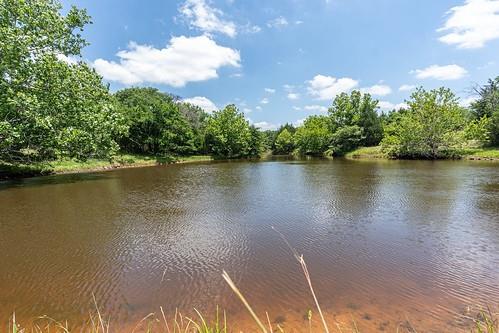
[7,229,498,333]
[460,147,499,160]
[344,146,386,159]
[0,154,213,180]
[344,146,499,161]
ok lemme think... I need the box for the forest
[1,0,498,177]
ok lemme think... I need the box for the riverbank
[345,146,499,161]
[0,154,213,180]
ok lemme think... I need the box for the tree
[328,91,382,148]
[115,88,196,156]
[0,0,124,163]
[330,125,363,155]
[471,77,499,146]
[204,105,254,158]
[294,116,330,155]
[274,128,295,154]
[381,87,468,159]
[177,102,208,152]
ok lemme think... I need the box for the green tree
[294,116,330,155]
[177,102,208,152]
[0,0,124,162]
[328,91,382,147]
[330,125,363,155]
[204,105,254,158]
[115,88,196,156]
[274,128,295,154]
[470,77,499,146]
[381,87,468,159]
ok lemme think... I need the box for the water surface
[1,158,498,332]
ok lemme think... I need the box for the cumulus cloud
[459,96,478,106]
[304,105,328,112]
[438,0,499,49]
[183,96,218,113]
[260,98,269,104]
[267,16,289,28]
[378,101,408,111]
[254,121,279,130]
[265,88,276,94]
[93,35,240,87]
[410,64,467,81]
[399,84,416,91]
[287,93,300,100]
[307,74,359,100]
[360,84,392,96]
[179,0,237,37]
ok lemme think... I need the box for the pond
[1,158,498,332]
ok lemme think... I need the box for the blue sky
[61,0,499,130]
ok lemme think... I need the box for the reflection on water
[1,158,498,332]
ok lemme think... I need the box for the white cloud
[378,101,408,111]
[93,35,240,87]
[459,96,478,106]
[438,0,499,49]
[243,107,253,113]
[267,16,289,28]
[399,84,416,91]
[293,118,305,127]
[307,74,359,100]
[295,20,304,25]
[304,105,328,112]
[241,24,262,34]
[292,106,301,111]
[360,84,392,96]
[183,96,218,113]
[57,54,78,65]
[254,121,279,130]
[255,106,262,111]
[410,64,467,81]
[260,98,269,104]
[265,88,276,94]
[179,0,237,37]
[287,93,300,100]
[283,84,294,91]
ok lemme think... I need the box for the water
[1,158,498,332]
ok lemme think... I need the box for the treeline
[1,0,498,167]
[267,82,498,159]
[0,0,262,165]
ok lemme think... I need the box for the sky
[61,0,499,130]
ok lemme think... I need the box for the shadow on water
[0,172,112,191]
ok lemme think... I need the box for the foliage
[294,116,330,155]
[178,102,209,152]
[329,91,383,148]
[381,87,468,159]
[204,105,260,158]
[471,77,499,146]
[0,0,124,163]
[329,125,364,155]
[269,123,296,154]
[115,88,196,156]
[273,128,295,154]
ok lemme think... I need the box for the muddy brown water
[1,157,498,332]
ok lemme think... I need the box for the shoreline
[0,155,213,181]
[344,146,499,161]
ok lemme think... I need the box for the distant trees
[329,91,383,147]
[381,87,483,159]
[471,77,499,146]
[294,116,331,155]
[0,0,124,163]
[115,88,196,156]
[274,129,295,155]
[204,105,261,158]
